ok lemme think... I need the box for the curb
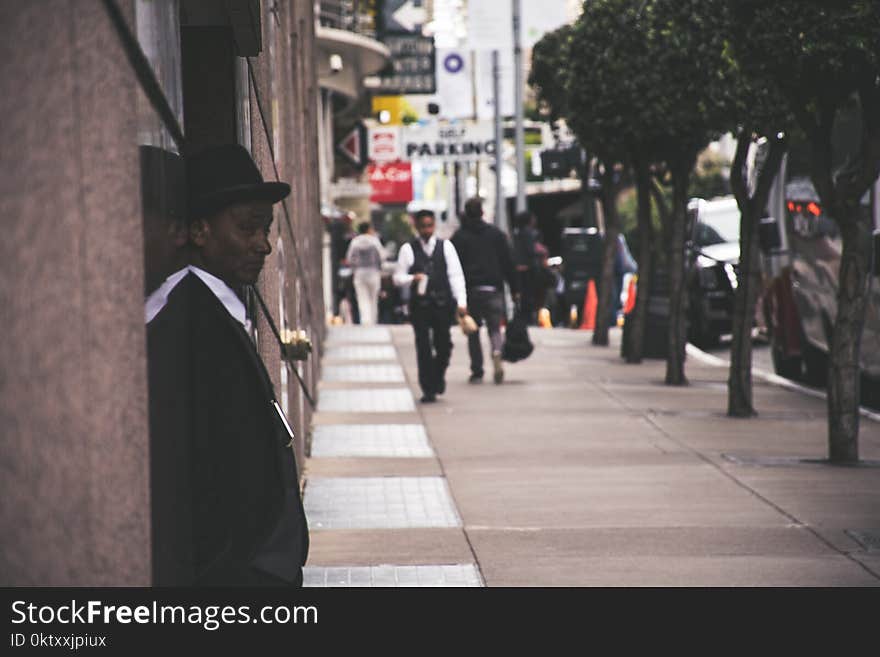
[685,343,880,424]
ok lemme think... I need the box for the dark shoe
[436,379,446,395]
[468,373,483,384]
[420,393,437,403]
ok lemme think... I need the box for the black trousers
[411,306,453,396]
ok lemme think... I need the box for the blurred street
[303,324,880,586]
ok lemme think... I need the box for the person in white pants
[345,221,387,325]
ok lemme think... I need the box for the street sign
[402,122,496,162]
[381,0,427,35]
[374,34,436,95]
[368,126,402,163]
[368,162,413,205]
[336,122,367,168]
[435,48,474,119]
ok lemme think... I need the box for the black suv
[686,196,741,348]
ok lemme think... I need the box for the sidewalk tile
[326,326,392,344]
[304,476,462,529]
[302,564,482,587]
[322,364,406,383]
[324,345,397,361]
[311,424,433,458]
[317,389,415,413]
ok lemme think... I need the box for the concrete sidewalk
[303,324,880,586]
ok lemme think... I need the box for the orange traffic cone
[537,307,552,328]
[623,275,637,315]
[579,279,597,330]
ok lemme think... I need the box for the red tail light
[807,202,821,216]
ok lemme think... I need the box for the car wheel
[688,300,720,350]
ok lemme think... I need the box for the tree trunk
[728,131,787,417]
[727,206,761,415]
[807,87,880,463]
[650,176,671,269]
[828,213,872,462]
[592,165,620,346]
[581,151,596,228]
[626,159,654,363]
[665,160,691,385]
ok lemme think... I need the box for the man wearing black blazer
[148,144,308,586]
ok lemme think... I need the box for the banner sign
[368,162,414,204]
[402,122,496,161]
[368,126,402,163]
[435,48,474,119]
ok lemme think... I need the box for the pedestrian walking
[513,211,541,324]
[394,209,468,403]
[150,144,309,587]
[452,197,520,384]
[345,221,387,325]
[611,233,638,327]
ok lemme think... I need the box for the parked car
[559,226,603,326]
[760,177,879,395]
[686,196,741,348]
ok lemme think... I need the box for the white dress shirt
[144,267,191,324]
[144,265,250,332]
[393,235,467,307]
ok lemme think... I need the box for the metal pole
[513,0,526,214]
[873,173,880,231]
[493,49,507,233]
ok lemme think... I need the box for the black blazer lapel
[191,276,276,402]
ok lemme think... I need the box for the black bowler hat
[187,144,290,218]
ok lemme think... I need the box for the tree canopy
[564,0,739,170]
[727,0,880,212]
[528,23,574,123]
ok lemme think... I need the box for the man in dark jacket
[452,197,519,384]
[513,210,541,324]
[147,144,309,586]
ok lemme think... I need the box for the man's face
[415,215,435,241]
[191,200,274,287]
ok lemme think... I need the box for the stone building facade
[0,0,324,585]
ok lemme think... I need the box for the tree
[729,0,880,461]
[727,130,787,416]
[568,0,737,377]
[699,3,794,417]
[530,20,622,345]
[563,2,642,346]
[654,1,741,383]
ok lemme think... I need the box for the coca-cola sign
[368,162,413,205]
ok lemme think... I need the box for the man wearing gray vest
[394,210,468,403]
